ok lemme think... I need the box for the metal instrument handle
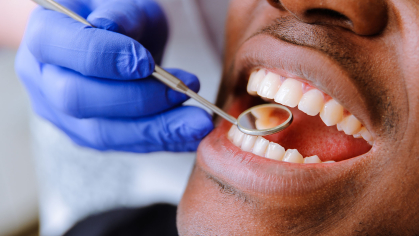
[152,67,237,125]
[32,0,94,27]
[33,0,238,125]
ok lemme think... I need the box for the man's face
[178,0,419,234]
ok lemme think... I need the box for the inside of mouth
[226,69,372,164]
[263,107,371,162]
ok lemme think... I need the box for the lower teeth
[227,125,335,164]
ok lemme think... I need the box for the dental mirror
[33,0,293,136]
[237,104,293,136]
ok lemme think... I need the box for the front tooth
[241,134,257,152]
[274,78,304,107]
[282,149,304,163]
[228,125,237,140]
[303,155,322,163]
[320,99,344,126]
[247,69,266,95]
[257,72,281,99]
[298,89,325,116]
[265,142,285,161]
[233,129,245,146]
[339,115,362,135]
[252,137,269,156]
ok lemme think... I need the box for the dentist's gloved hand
[15,0,214,152]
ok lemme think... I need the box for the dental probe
[32,0,293,136]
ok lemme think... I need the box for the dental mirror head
[237,104,293,136]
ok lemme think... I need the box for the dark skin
[178,0,419,235]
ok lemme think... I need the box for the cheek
[177,167,259,235]
[224,0,259,62]
[177,167,230,235]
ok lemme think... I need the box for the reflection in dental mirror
[237,104,293,136]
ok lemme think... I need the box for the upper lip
[196,32,377,197]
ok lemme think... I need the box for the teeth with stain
[246,69,374,145]
[228,125,334,164]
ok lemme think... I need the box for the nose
[267,0,388,35]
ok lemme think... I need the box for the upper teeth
[274,79,304,107]
[298,89,324,116]
[247,69,374,145]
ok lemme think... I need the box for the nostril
[306,9,350,23]
[304,8,353,28]
[269,0,388,35]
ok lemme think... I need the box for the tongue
[264,107,371,162]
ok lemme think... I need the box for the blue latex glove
[15,0,214,152]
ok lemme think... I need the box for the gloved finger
[41,65,200,118]
[87,0,168,64]
[15,36,44,110]
[47,106,214,153]
[16,42,213,152]
[26,7,154,80]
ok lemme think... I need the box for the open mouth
[227,67,373,164]
[196,34,376,195]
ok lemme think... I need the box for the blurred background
[0,0,228,235]
[0,1,39,235]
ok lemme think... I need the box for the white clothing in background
[0,49,38,236]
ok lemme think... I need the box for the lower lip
[196,97,373,196]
